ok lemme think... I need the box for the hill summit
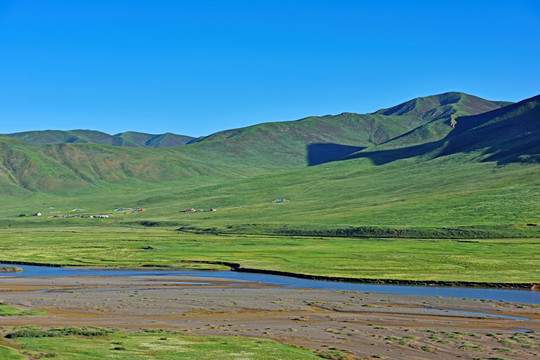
[2,91,539,196]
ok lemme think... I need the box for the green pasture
[0,304,47,317]
[0,328,319,360]
[0,227,538,283]
[0,345,25,360]
[0,149,539,285]
[2,154,539,230]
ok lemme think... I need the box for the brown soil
[0,275,538,359]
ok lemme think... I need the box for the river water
[1,263,538,304]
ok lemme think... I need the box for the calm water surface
[1,263,538,304]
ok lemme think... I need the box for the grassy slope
[190,92,508,167]
[1,92,508,183]
[1,94,539,230]
[366,92,512,149]
[439,94,540,164]
[2,151,538,230]
[0,92,538,284]
[345,94,540,165]
[0,137,265,195]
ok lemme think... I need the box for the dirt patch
[0,275,538,359]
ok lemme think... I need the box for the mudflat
[0,275,538,359]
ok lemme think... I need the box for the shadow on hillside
[343,141,444,165]
[306,97,540,167]
[307,143,366,166]
[342,126,539,166]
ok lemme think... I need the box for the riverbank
[0,274,538,359]
[2,263,539,304]
[0,227,538,285]
[2,259,537,290]
[0,266,22,273]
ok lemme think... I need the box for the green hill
[115,131,195,147]
[3,130,195,148]
[1,91,536,222]
[346,93,540,165]
[371,92,513,149]
[440,94,540,164]
[0,137,248,195]
[189,92,509,167]
[3,92,506,172]
[374,92,511,118]
[1,91,539,288]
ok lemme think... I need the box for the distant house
[185,208,196,213]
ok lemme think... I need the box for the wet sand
[0,275,538,359]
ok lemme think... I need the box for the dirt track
[1,275,539,359]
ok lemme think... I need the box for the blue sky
[1,0,539,136]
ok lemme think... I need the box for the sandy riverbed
[0,275,538,359]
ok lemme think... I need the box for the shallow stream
[1,263,538,304]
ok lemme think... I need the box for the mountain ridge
[1,91,534,196]
[2,130,196,148]
[344,93,540,165]
[2,92,509,149]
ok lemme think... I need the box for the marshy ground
[0,274,538,359]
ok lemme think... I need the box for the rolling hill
[1,91,537,213]
[0,91,539,238]
[184,92,510,167]
[0,136,247,195]
[2,92,509,170]
[345,93,540,165]
[3,130,195,148]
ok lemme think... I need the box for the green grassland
[0,92,538,360]
[0,328,319,359]
[1,140,539,285]
[0,92,538,285]
[3,152,538,229]
[0,345,25,360]
[0,226,538,284]
[0,304,47,317]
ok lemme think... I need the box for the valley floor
[0,274,538,359]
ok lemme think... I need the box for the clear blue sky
[1,0,539,136]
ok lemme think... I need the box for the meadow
[0,327,319,360]
[0,226,538,284]
[0,96,539,359]
[3,155,540,228]
[1,152,539,285]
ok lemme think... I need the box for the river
[1,263,538,304]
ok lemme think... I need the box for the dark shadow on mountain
[436,122,540,165]
[343,140,444,165]
[307,143,366,166]
[342,94,540,166]
[344,127,539,166]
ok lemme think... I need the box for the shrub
[6,327,111,339]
